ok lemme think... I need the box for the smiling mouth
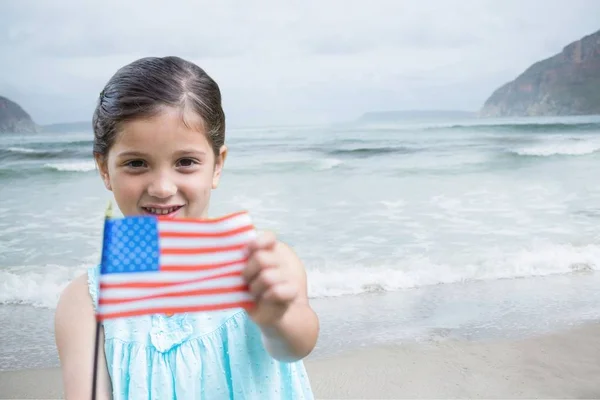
[141,206,183,216]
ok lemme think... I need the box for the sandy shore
[307,322,600,399]
[1,322,600,399]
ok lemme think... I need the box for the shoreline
[2,321,600,399]
[3,271,600,371]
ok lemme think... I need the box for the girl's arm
[54,274,113,399]
[260,301,320,362]
[262,243,319,361]
[246,238,320,362]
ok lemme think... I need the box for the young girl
[54,56,319,399]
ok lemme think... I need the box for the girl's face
[95,107,227,219]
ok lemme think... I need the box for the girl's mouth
[141,205,183,217]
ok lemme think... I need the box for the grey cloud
[1,0,600,125]
[1,5,245,59]
[306,37,373,56]
[301,25,479,57]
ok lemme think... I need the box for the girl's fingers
[242,249,277,283]
[248,268,283,299]
[246,231,277,254]
[261,282,298,303]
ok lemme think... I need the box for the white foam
[7,147,42,154]
[3,242,598,309]
[307,242,600,298]
[0,264,87,309]
[44,161,96,172]
[315,158,343,170]
[513,139,600,156]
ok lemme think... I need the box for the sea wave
[445,121,600,133]
[309,242,600,297]
[510,139,600,157]
[6,147,43,154]
[0,264,86,309]
[327,146,416,158]
[3,242,598,309]
[315,158,343,170]
[44,161,96,172]
[0,146,91,161]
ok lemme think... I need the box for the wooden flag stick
[91,201,113,400]
[91,320,101,400]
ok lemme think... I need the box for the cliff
[480,29,600,117]
[0,96,38,133]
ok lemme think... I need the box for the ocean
[2,115,600,371]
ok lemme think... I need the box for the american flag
[96,210,257,321]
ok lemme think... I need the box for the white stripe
[157,213,253,234]
[99,263,245,285]
[158,229,256,249]
[100,276,245,300]
[97,291,253,316]
[160,249,247,267]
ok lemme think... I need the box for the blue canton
[101,216,160,275]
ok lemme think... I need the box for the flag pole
[92,201,113,400]
[91,320,101,400]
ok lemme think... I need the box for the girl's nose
[147,174,177,198]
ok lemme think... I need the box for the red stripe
[161,258,247,272]
[99,269,244,290]
[98,284,249,305]
[156,210,248,224]
[96,301,255,321]
[159,224,254,238]
[160,243,247,255]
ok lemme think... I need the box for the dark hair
[92,56,225,158]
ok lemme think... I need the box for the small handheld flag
[96,209,257,321]
[91,206,257,399]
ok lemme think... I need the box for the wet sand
[2,322,600,399]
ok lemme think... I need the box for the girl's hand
[242,231,301,327]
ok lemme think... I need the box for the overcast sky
[1,0,599,126]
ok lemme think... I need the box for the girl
[54,56,319,399]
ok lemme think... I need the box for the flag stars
[101,216,160,275]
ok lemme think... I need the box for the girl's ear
[94,154,112,191]
[212,145,228,189]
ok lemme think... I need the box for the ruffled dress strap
[86,265,100,311]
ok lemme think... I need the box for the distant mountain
[0,96,38,133]
[358,110,477,122]
[41,121,91,133]
[480,29,600,117]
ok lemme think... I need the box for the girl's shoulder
[57,271,96,315]
[55,270,97,342]
[54,271,109,398]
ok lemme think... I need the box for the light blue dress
[87,266,314,399]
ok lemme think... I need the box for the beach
[3,118,600,398]
[309,321,600,399]
[1,320,600,399]
[2,271,600,399]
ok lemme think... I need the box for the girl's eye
[125,160,146,168]
[177,158,198,168]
